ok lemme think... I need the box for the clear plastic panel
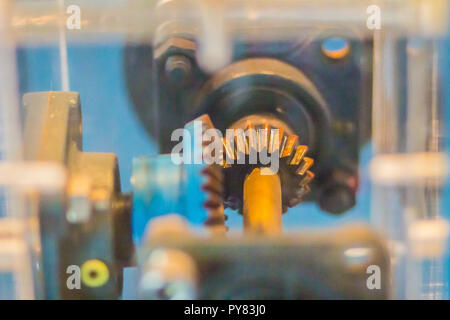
[0,0,448,299]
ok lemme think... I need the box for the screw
[165,55,192,87]
[321,37,350,60]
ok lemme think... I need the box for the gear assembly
[0,0,449,300]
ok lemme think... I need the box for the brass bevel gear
[221,122,315,213]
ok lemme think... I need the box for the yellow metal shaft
[243,168,282,235]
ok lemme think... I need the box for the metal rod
[243,168,282,235]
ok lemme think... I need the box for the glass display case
[0,0,448,299]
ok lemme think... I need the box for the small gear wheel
[183,114,227,229]
[221,122,315,213]
[201,163,227,228]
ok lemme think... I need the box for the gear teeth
[269,126,283,154]
[201,164,223,185]
[203,192,223,209]
[235,129,249,158]
[222,161,231,168]
[196,114,215,132]
[204,206,226,228]
[297,184,311,198]
[257,123,269,152]
[216,117,315,212]
[297,157,314,175]
[201,165,223,202]
[246,123,258,152]
[288,185,311,208]
[201,164,225,228]
[201,171,223,202]
[288,197,301,208]
[299,170,315,188]
[222,137,236,162]
[279,135,288,155]
[281,135,298,158]
[290,145,308,165]
[201,177,223,197]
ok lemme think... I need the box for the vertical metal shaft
[243,168,282,235]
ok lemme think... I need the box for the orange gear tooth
[279,135,288,155]
[281,135,298,157]
[269,127,283,154]
[290,145,308,165]
[221,160,231,168]
[245,121,253,131]
[234,129,248,160]
[299,170,315,187]
[222,137,236,162]
[278,127,285,144]
[301,184,311,197]
[246,123,257,153]
[288,197,303,208]
[257,123,269,152]
[268,130,275,153]
[296,157,314,175]
[288,183,311,208]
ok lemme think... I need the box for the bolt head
[165,55,192,86]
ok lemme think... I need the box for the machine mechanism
[125,35,370,215]
[21,92,389,299]
[1,0,449,300]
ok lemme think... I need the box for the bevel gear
[221,122,315,213]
